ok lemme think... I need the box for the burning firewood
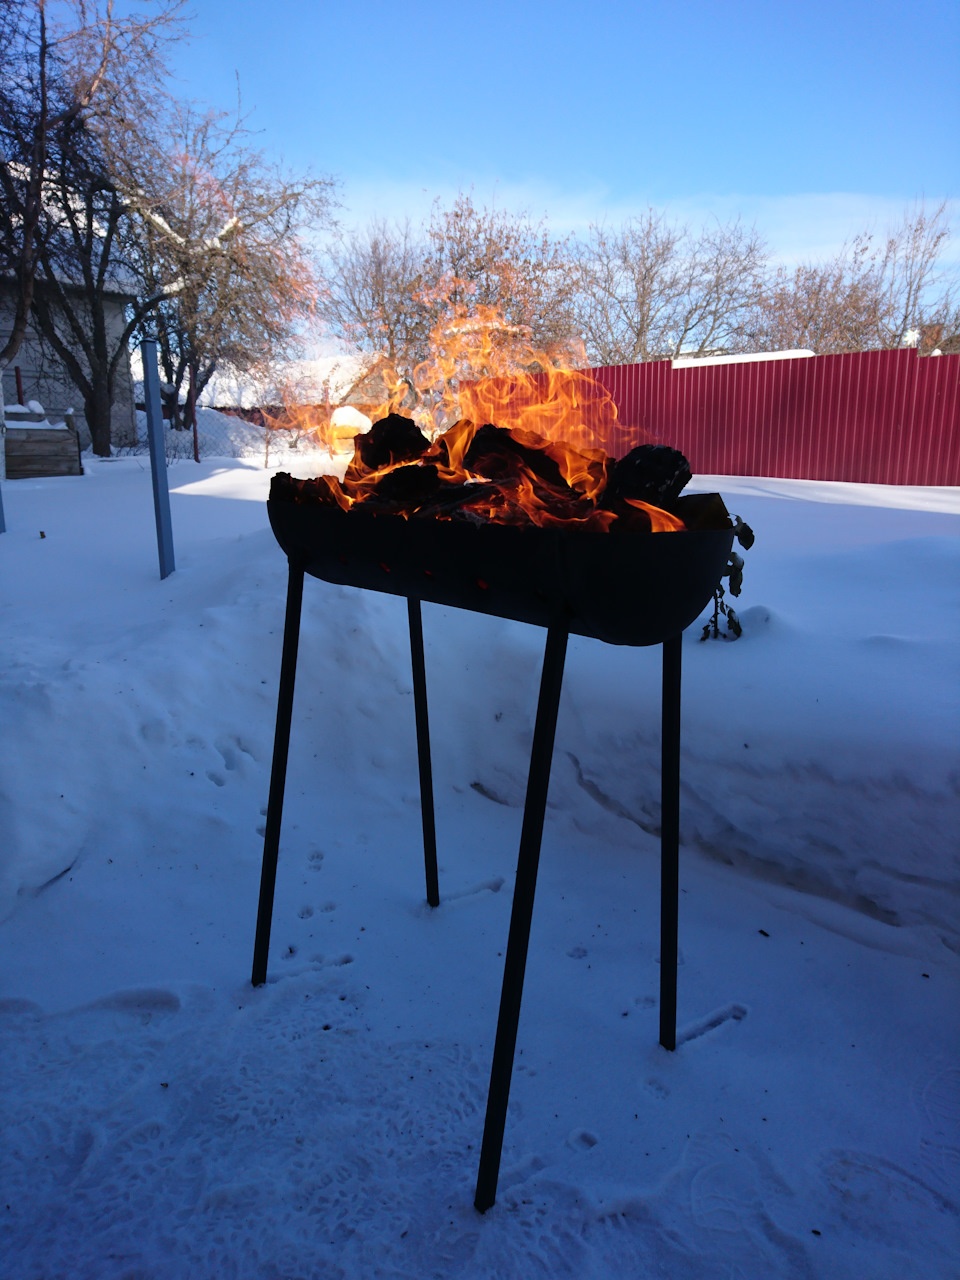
[607,445,692,505]
[353,412,431,471]
[274,413,730,537]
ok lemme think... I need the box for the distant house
[0,277,138,449]
[197,353,370,415]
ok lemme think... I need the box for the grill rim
[268,497,734,646]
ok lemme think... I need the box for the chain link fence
[111,406,337,469]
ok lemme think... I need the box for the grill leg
[252,558,305,987]
[408,598,439,908]
[659,633,682,1050]
[474,623,568,1214]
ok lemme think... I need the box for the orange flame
[624,498,686,533]
[263,297,632,461]
[371,303,619,454]
[327,415,682,534]
[270,296,683,533]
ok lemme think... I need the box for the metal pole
[659,633,682,1051]
[475,622,568,1214]
[189,363,200,464]
[252,557,305,987]
[141,338,175,580]
[407,597,439,907]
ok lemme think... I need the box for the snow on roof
[199,355,370,409]
[127,350,371,409]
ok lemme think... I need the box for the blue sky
[171,0,958,261]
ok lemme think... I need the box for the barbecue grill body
[268,501,734,646]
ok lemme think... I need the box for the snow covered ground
[1,457,958,1279]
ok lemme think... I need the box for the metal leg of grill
[474,622,569,1214]
[252,558,305,988]
[408,597,439,908]
[659,633,682,1051]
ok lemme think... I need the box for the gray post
[141,338,175,579]
[0,389,7,531]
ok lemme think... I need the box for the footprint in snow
[567,1128,599,1151]
[819,1148,959,1255]
[917,1067,960,1188]
[676,1003,747,1047]
[689,1136,762,1232]
[444,877,505,904]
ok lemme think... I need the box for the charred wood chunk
[354,413,431,471]
[672,492,732,531]
[415,481,503,520]
[610,445,692,505]
[271,471,299,501]
[368,462,441,509]
[271,472,329,504]
[463,423,576,497]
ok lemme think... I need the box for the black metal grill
[253,481,734,1212]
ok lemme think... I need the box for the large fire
[279,410,691,535]
[371,304,621,454]
[273,303,691,533]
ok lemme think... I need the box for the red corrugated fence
[587,348,960,486]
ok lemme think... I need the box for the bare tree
[575,211,767,365]
[746,236,878,354]
[24,111,145,454]
[318,219,427,364]
[0,0,186,372]
[748,202,959,355]
[872,201,959,350]
[317,194,578,371]
[421,193,578,356]
[2,2,333,454]
[120,100,335,427]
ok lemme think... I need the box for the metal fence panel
[586,348,959,485]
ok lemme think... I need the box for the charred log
[270,415,733,543]
[608,445,692,505]
[353,412,431,471]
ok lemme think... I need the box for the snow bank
[0,461,957,1278]
[6,465,954,948]
[121,405,344,473]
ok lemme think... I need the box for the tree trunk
[84,379,114,456]
[161,388,183,428]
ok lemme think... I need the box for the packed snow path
[1,460,958,1278]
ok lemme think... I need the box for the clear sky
[169,0,958,262]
